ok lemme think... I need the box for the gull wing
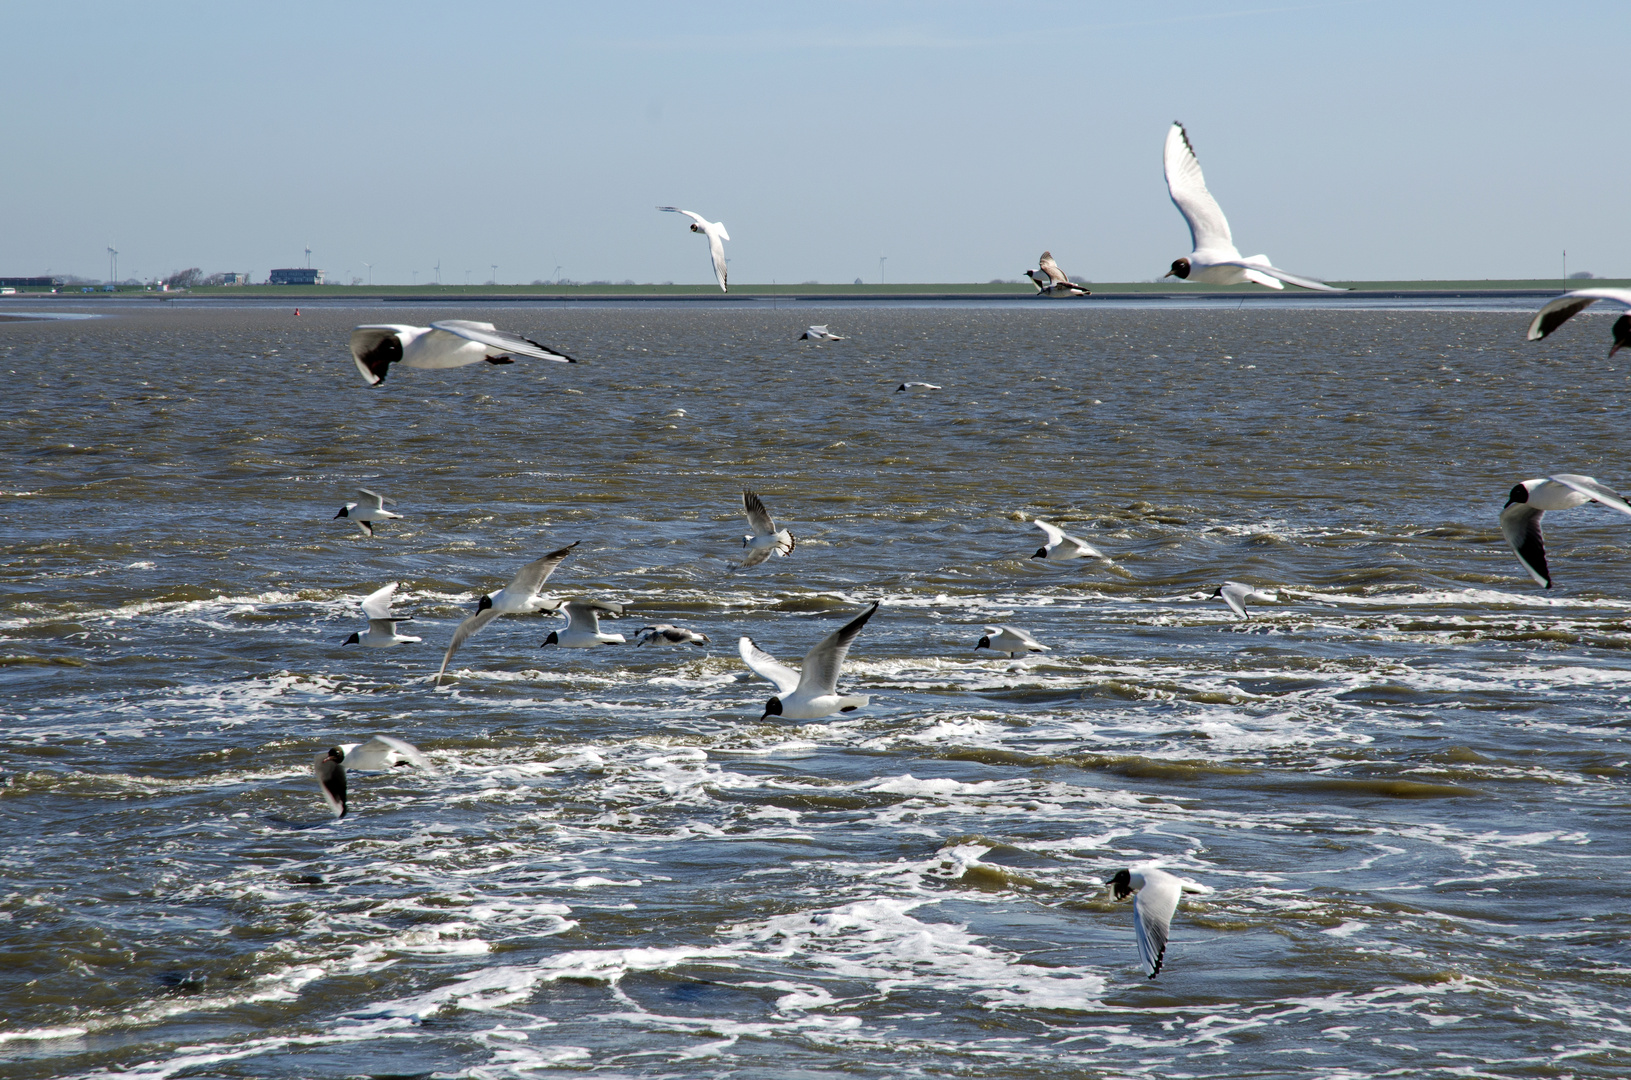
[358,488,395,509]
[798,601,880,697]
[1133,871,1183,978]
[349,326,407,386]
[1499,502,1551,588]
[1549,474,1631,518]
[739,636,801,695]
[707,229,728,292]
[349,735,437,774]
[736,545,774,569]
[360,582,398,621]
[436,607,502,684]
[743,490,779,534]
[314,753,346,817]
[367,618,410,635]
[1034,519,1066,547]
[506,543,580,599]
[430,320,577,363]
[1164,122,1233,253]
[1526,289,1631,341]
[1039,252,1069,286]
[1215,260,1346,293]
[1217,582,1250,619]
[658,206,709,229]
[562,599,620,633]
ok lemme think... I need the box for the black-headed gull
[1024,252,1091,297]
[976,625,1050,658]
[635,624,711,647]
[739,489,795,569]
[344,582,420,647]
[658,206,730,292]
[334,489,402,537]
[896,381,942,392]
[314,748,347,818]
[541,600,626,647]
[739,602,879,720]
[1106,866,1212,978]
[800,325,844,341]
[336,735,436,773]
[1032,519,1103,561]
[1211,581,1276,620]
[1162,122,1343,292]
[1500,474,1631,588]
[348,320,576,386]
[1526,289,1631,356]
[435,543,578,684]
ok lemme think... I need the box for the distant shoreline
[2,279,1623,303]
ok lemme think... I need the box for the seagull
[1211,581,1276,620]
[634,624,711,647]
[348,320,577,386]
[800,325,844,341]
[314,747,347,818]
[1525,289,1631,356]
[435,543,578,684]
[336,735,437,773]
[343,582,420,647]
[1106,866,1212,978]
[896,382,942,392]
[1032,519,1104,561]
[739,489,795,569]
[1162,122,1344,293]
[1500,474,1631,588]
[739,602,879,720]
[1024,251,1091,297]
[657,206,730,292]
[976,625,1050,658]
[334,489,402,536]
[541,600,626,647]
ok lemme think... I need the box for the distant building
[221,272,248,285]
[269,268,324,285]
[0,276,66,288]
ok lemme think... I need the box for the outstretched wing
[1164,122,1233,253]
[739,636,802,695]
[658,205,709,229]
[436,607,502,684]
[506,543,580,599]
[1549,474,1631,518]
[707,230,728,292]
[430,320,577,363]
[1034,519,1065,546]
[358,488,394,510]
[1218,583,1249,619]
[1499,503,1550,588]
[361,581,398,621]
[1039,251,1069,286]
[798,601,880,697]
[349,325,406,386]
[1214,260,1346,293]
[1526,289,1631,342]
[350,735,438,774]
[1132,873,1183,978]
[743,490,778,535]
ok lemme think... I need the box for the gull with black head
[1500,474,1631,588]
[657,206,730,292]
[541,600,626,648]
[1032,518,1103,562]
[348,320,576,386]
[343,582,420,647]
[738,489,795,568]
[739,602,879,720]
[436,543,578,684]
[1526,289,1631,357]
[1106,865,1212,978]
[334,489,402,537]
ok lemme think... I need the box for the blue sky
[3,2,1625,285]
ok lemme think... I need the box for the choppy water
[3,298,1629,1079]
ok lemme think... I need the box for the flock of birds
[305,119,1631,979]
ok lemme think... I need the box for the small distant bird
[436,543,578,684]
[541,600,626,647]
[334,489,402,537]
[1501,474,1631,588]
[976,625,1050,658]
[1106,866,1213,978]
[657,206,730,292]
[336,735,437,773]
[800,325,844,341]
[343,582,420,646]
[348,320,576,386]
[635,624,711,647]
[1162,122,1344,292]
[1525,289,1631,356]
[739,489,795,569]
[1024,251,1091,297]
[896,381,942,392]
[739,601,879,720]
[314,747,347,818]
[1211,581,1276,620]
[1032,519,1104,561]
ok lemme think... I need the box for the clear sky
[3,1,1625,286]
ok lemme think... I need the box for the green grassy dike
[10,279,1629,300]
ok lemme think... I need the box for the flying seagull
[1106,866,1212,978]
[1162,122,1344,292]
[1500,474,1631,588]
[1032,519,1104,561]
[739,489,795,568]
[635,624,711,647]
[334,489,402,537]
[800,325,844,340]
[314,747,347,818]
[541,600,626,647]
[348,320,576,386]
[1211,581,1276,620]
[739,601,879,720]
[657,206,730,292]
[343,581,420,646]
[335,735,436,773]
[975,625,1050,658]
[1024,251,1091,297]
[435,543,578,684]
[896,382,942,392]
[1525,289,1631,356]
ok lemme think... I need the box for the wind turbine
[362,262,372,285]
[553,264,563,285]
[490,263,498,286]
[879,255,887,285]
[304,244,312,269]
[107,245,118,285]
[434,259,441,285]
